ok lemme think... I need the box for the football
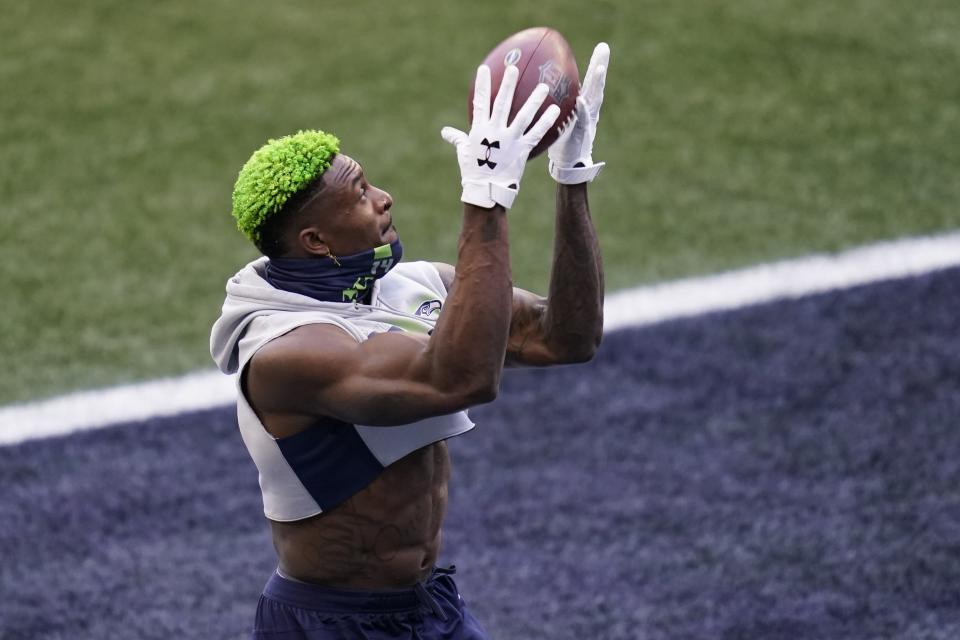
[468,27,580,158]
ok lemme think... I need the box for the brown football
[468,27,580,158]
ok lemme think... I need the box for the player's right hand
[442,65,560,209]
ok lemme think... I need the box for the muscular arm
[512,182,604,365]
[436,182,603,367]
[247,204,512,429]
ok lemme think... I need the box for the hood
[209,257,370,375]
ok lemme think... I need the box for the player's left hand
[548,42,610,185]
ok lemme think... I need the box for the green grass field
[2,0,959,405]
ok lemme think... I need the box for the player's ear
[298,226,330,257]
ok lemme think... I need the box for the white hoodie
[209,257,474,522]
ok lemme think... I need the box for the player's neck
[265,239,402,304]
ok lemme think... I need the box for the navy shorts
[252,566,490,639]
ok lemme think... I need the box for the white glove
[548,42,610,184]
[442,65,561,209]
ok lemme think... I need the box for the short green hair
[231,129,340,243]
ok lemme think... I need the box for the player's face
[312,154,397,256]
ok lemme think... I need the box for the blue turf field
[2,267,959,639]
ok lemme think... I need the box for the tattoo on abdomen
[293,496,432,579]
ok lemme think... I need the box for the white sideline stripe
[2,230,960,446]
[0,371,237,446]
[603,231,960,331]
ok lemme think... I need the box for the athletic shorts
[251,566,490,639]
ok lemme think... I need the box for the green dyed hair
[231,129,340,243]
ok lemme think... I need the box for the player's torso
[270,439,451,588]
[233,261,466,586]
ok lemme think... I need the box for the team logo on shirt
[415,299,442,317]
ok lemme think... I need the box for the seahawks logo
[415,299,442,317]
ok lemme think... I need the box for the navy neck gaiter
[265,239,403,304]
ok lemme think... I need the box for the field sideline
[3,229,959,446]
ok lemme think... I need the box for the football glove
[548,42,610,184]
[442,64,560,209]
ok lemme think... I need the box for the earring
[328,254,341,267]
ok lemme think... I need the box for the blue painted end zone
[1,267,959,639]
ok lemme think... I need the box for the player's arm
[525,181,605,366]
[246,65,560,427]
[516,42,610,366]
[248,204,511,427]
[433,43,612,367]
[433,185,603,368]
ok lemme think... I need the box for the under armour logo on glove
[441,64,560,209]
[477,138,500,169]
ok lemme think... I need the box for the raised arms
[249,204,512,428]
[434,182,604,367]
[245,65,560,431]
[437,43,611,367]
[510,181,604,366]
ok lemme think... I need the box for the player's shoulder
[252,322,357,375]
[429,262,455,291]
[380,260,451,296]
[390,260,447,281]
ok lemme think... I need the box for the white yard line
[3,231,960,446]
